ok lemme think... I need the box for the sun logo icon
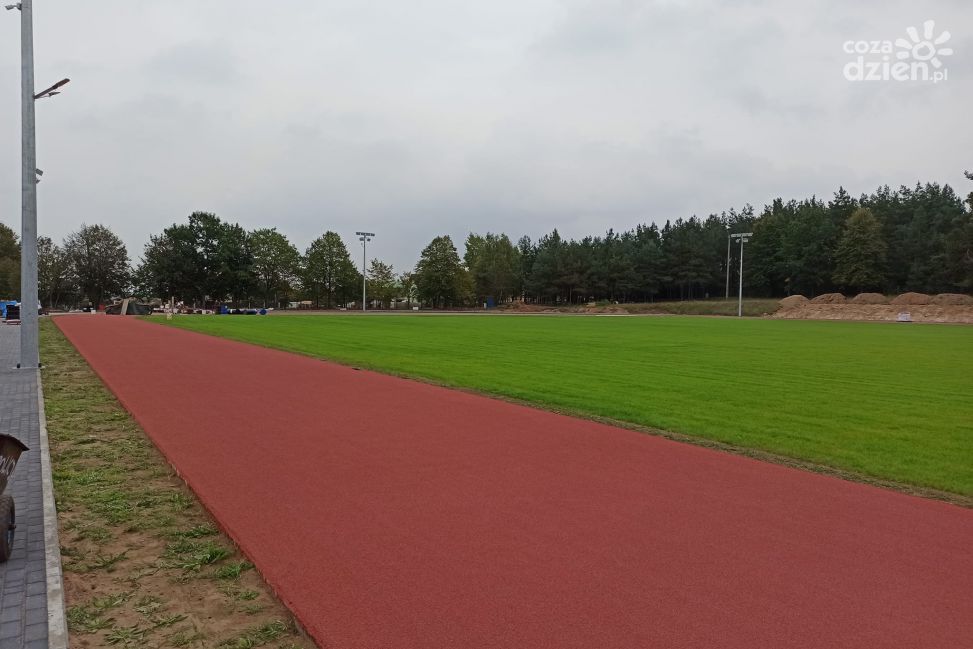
[896,20,953,68]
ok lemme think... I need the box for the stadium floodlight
[730,233,753,317]
[356,232,375,312]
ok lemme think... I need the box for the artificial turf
[157,314,973,495]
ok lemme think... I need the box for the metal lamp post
[725,232,731,299]
[6,0,69,368]
[356,232,374,312]
[730,232,753,317]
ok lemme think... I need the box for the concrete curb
[35,370,67,649]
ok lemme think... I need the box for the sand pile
[778,295,809,309]
[931,293,973,306]
[773,291,973,324]
[890,292,932,305]
[851,293,888,304]
[502,302,544,312]
[811,293,846,304]
[582,305,627,314]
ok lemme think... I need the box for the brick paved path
[0,324,66,648]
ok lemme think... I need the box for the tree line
[0,222,130,309]
[2,173,971,309]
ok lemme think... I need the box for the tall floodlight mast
[356,232,374,312]
[730,232,753,317]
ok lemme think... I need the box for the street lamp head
[4,4,22,11]
[34,78,70,100]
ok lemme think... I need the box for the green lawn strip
[496,298,782,316]
[157,314,973,496]
[41,319,312,649]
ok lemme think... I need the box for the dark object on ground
[105,300,152,315]
[0,434,28,563]
[3,304,20,322]
[0,496,14,562]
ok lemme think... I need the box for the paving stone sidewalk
[0,324,66,649]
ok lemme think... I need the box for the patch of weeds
[88,550,128,572]
[126,564,162,583]
[60,544,84,558]
[134,595,165,616]
[215,560,253,580]
[89,489,139,524]
[171,524,218,539]
[92,592,131,611]
[166,539,232,572]
[217,620,288,648]
[105,624,149,646]
[168,492,194,511]
[241,603,265,615]
[151,613,189,629]
[66,605,115,634]
[185,545,231,571]
[167,627,206,647]
[73,523,112,543]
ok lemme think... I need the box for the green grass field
[157,314,973,496]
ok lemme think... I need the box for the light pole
[6,1,68,368]
[356,232,374,312]
[730,232,753,317]
[725,232,731,299]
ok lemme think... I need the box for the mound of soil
[891,292,932,306]
[581,305,627,314]
[851,293,888,305]
[931,293,973,306]
[778,295,809,309]
[773,303,973,324]
[811,293,846,304]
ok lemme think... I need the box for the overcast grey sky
[1,0,970,272]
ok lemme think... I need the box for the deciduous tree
[414,235,468,308]
[64,224,130,307]
[0,224,20,299]
[367,259,398,308]
[250,228,300,307]
[303,232,359,308]
[38,236,72,309]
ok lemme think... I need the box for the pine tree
[833,208,888,293]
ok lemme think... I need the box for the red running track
[54,315,972,649]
